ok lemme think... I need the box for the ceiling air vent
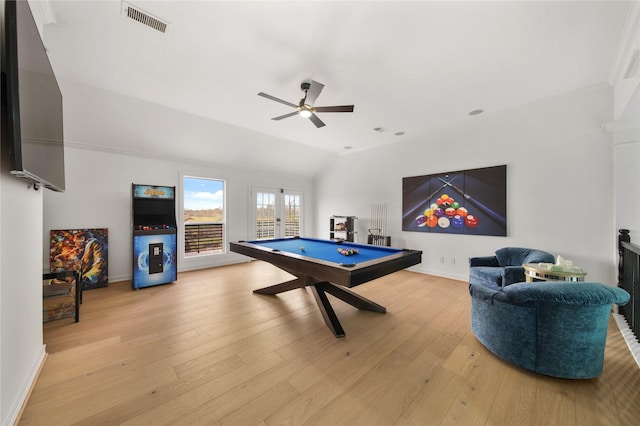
[121,2,168,33]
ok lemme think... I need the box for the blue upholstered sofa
[469,281,630,379]
[469,247,555,291]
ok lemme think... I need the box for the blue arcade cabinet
[131,184,177,289]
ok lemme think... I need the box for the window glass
[183,176,225,256]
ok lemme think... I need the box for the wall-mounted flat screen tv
[2,0,65,192]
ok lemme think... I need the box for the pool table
[229,237,422,337]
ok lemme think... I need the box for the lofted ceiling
[39,0,630,159]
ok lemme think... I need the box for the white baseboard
[613,313,640,369]
[5,344,46,426]
[408,265,468,283]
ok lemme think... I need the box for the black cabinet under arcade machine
[131,184,177,289]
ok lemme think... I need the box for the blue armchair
[469,247,555,290]
[469,281,630,379]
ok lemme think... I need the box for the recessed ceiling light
[373,127,386,133]
[394,131,405,136]
[344,146,352,150]
[468,109,484,116]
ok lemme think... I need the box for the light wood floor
[20,261,640,425]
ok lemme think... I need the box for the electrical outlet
[440,256,445,263]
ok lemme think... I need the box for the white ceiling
[41,0,630,157]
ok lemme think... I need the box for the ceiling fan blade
[272,111,299,121]
[314,105,355,113]
[308,113,326,128]
[258,92,298,108]
[305,80,325,105]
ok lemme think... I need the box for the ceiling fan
[258,80,354,128]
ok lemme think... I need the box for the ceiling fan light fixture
[258,80,353,128]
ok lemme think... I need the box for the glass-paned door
[255,191,276,239]
[252,187,303,239]
[283,193,301,237]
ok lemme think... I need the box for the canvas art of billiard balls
[414,194,480,230]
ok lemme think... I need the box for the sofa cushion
[469,255,500,267]
[503,282,631,306]
[468,266,503,291]
[495,247,554,267]
[521,249,555,265]
[495,247,520,266]
[502,266,526,287]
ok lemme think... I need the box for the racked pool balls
[417,195,482,231]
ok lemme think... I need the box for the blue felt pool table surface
[246,237,402,265]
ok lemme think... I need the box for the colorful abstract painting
[50,228,108,289]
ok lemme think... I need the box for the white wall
[43,145,315,282]
[615,141,640,238]
[316,84,617,284]
[1,2,48,424]
[612,86,640,240]
[0,162,46,426]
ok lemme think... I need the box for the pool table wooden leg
[253,273,386,338]
[253,276,315,295]
[310,282,346,338]
[310,282,387,338]
[321,282,386,313]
